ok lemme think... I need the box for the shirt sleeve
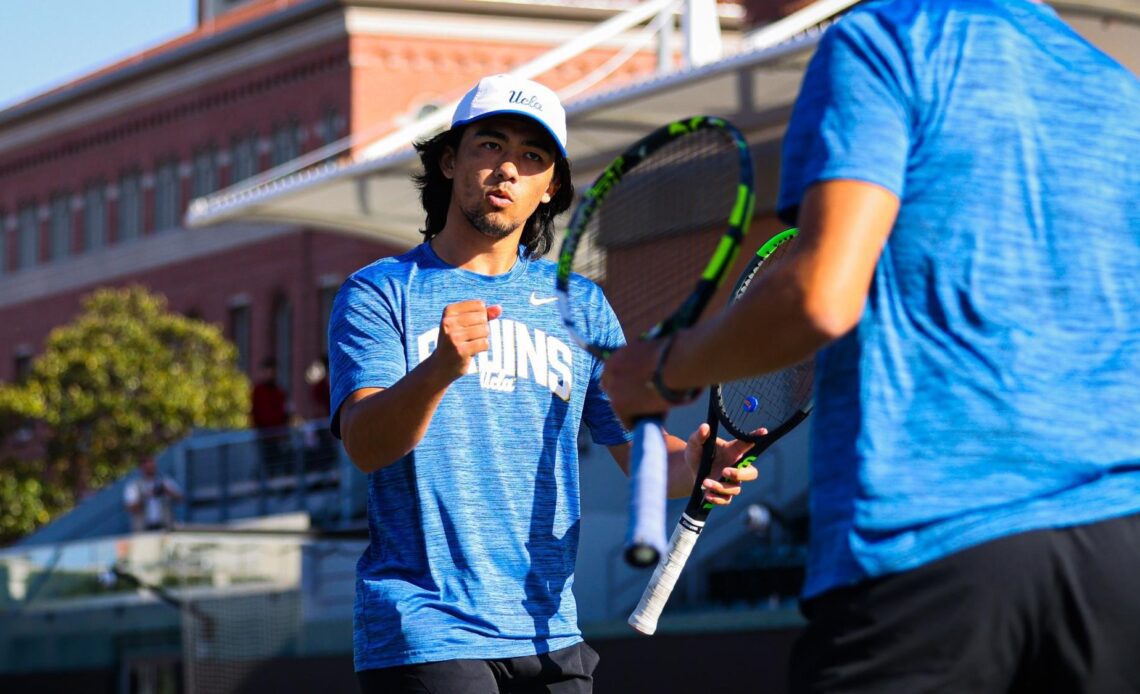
[777,11,913,226]
[582,287,633,446]
[327,272,405,438]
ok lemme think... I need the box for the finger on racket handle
[706,399,814,508]
[628,512,705,634]
[624,417,668,568]
[629,403,814,633]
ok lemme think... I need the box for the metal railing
[172,421,366,529]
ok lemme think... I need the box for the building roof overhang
[183,0,1140,244]
[184,20,823,244]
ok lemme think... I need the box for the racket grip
[628,514,704,635]
[624,417,668,568]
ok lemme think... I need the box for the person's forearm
[662,260,841,391]
[601,183,896,420]
[341,355,456,473]
[609,434,701,499]
[661,182,897,391]
[665,433,697,499]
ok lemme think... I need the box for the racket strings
[715,232,814,441]
[595,131,740,246]
[574,129,742,339]
[717,361,813,439]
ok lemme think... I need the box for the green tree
[0,285,250,542]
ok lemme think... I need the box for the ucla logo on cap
[508,90,544,112]
[451,74,569,157]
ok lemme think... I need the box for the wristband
[651,334,701,404]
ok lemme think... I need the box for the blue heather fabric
[778,0,1140,598]
[328,243,630,670]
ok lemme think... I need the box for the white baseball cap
[451,74,568,157]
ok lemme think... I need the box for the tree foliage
[0,285,250,543]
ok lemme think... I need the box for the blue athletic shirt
[328,242,630,670]
[778,0,1140,598]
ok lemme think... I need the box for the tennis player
[328,74,760,693]
[602,2,1140,691]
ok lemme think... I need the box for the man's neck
[430,226,523,276]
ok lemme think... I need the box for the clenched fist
[432,300,503,381]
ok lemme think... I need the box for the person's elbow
[803,285,864,342]
[340,419,378,474]
[340,407,402,474]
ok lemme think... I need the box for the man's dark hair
[412,124,574,260]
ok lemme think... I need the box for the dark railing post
[257,433,269,517]
[218,443,230,523]
[185,448,196,523]
[294,429,307,514]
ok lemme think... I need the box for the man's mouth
[487,189,513,208]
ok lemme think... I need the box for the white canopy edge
[183,0,849,237]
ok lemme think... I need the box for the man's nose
[496,158,519,181]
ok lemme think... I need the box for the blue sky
[0,0,197,110]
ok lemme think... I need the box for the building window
[14,352,33,382]
[323,106,341,146]
[84,183,107,251]
[318,107,343,164]
[154,159,181,232]
[0,211,6,276]
[18,205,38,269]
[192,146,218,198]
[228,303,251,374]
[118,172,142,243]
[231,133,259,184]
[271,120,301,168]
[49,193,71,261]
[273,295,293,395]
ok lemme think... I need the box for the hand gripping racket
[555,116,756,568]
[628,228,814,633]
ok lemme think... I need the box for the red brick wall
[0,4,675,427]
[347,35,660,150]
[0,43,352,218]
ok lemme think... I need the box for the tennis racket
[555,116,755,568]
[628,227,814,634]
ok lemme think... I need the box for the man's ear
[541,177,558,205]
[440,146,456,180]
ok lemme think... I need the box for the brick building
[0,0,740,420]
[3,0,1133,414]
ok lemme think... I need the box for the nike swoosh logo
[529,292,557,306]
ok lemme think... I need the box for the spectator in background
[251,356,290,472]
[251,356,289,429]
[123,455,183,532]
[308,354,331,419]
[304,354,337,469]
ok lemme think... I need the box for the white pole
[682,0,723,68]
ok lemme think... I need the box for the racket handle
[624,417,668,568]
[628,513,705,635]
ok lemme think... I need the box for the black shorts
[357,641,599,694]
[790,512,1140,694]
